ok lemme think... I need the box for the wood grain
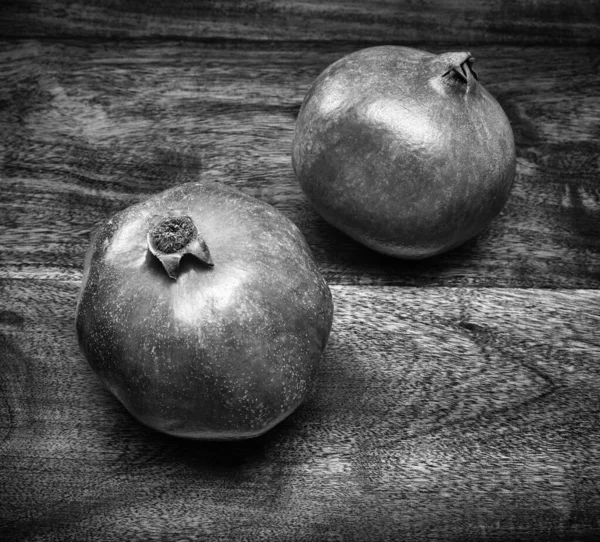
[1,39,599,288]
[1,0,599,45]
[1,279,600,541]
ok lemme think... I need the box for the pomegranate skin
[292,46,516,259]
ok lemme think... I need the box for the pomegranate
[75,181,333,440]
[292,46,516,258]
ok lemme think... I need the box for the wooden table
[1,2,599,540]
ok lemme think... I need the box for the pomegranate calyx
[147,215,213,280]
[430,52,479,95]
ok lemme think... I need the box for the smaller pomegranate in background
[76,181,333,440]
[292,46,516,259]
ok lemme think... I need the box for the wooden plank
[1,40,599,288]
[1,279,599,540]
[0,0,599,45]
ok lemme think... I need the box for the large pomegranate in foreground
[292,46,516,259]
[76,181,333,440]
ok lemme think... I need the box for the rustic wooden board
[1,0,599,45]
[1,279,600,541]
[1,39,599,288]
[1,2,600,538]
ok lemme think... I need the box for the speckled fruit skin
[292,46,516,259]
[75,181,333,440]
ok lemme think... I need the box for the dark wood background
[1,1,599,541]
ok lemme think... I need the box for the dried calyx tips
[441,54,478,84]
[149,216,197,254]
[147,215,213,280]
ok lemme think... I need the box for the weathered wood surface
[1,2,600,540]
[1,0,599,45]
[1,40,599,288]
